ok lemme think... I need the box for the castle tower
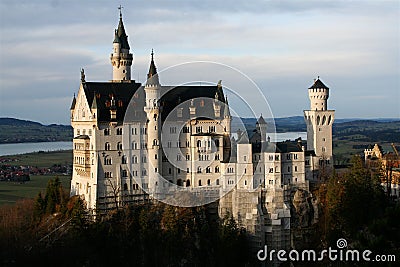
[144,50,161,181]
[256,115,267,142]
[304,77,335,162]
[110,8,133,81]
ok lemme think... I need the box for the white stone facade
[69,12,335,262]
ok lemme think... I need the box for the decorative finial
[318,75,320,79]
[81,68,85,82]
[118,5,123,18]
[151,49,154,60]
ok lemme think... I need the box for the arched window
[198,180,202,186]
[215,166,220,173]
[216,179,220,185]
[197,140,201,147]
[105,142,111,151]
[207,179,211,186]
[122,155,127,164]
[197,167,202,173]
[186,179,190,187]
[153,139,158,146]
[104,156,112,165]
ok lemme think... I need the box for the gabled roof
[309,78,329,90]
[83,81,142,122]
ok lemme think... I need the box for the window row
[76,129,92,136]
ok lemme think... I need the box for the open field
[0,174,71,205]
[3,150,72,168]
[0,150,72,205]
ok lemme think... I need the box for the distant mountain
[0,117,43,127]
[0,118,72,144]
[232,116,400,135]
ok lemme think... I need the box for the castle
[70,11,335,257]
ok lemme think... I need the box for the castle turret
[304,77,335,163]
[110,9,133,82]
[256,115,267,142]
[144,50,161,181]
[308,77,329,111]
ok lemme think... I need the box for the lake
[0,132,307,156]
[0,141,72,156]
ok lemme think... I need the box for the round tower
[110,10,133,82]
[144,50,161,178]
[308,76,329,111]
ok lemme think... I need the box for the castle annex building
[70,11,335,258]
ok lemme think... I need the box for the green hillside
[0,118,72,144]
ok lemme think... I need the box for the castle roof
[116,15,130,50]
[159,84,227,121]
[83,81,142,123]
[309,78,329,90]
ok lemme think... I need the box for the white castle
[70,11,335,255]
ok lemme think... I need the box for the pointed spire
[70,94,76,110]
[116,6,130,50]
[146,49,160,86]
[91,93,98,109]
[224,96,230,117]
[148,49,157,77]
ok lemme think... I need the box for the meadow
[0,150,72,205]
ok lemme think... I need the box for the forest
[1,156,399,266]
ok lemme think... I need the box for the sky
[0,0,399,125]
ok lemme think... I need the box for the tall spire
[110,6,133,81]
[146,49,160,86]
[116,6,129,50]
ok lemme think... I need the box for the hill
[0,118,72,144]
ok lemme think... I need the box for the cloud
[0,0,399,124]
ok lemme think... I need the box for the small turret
[308,77,329,111]
[91,93,98,119]
[256,115,267,142]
